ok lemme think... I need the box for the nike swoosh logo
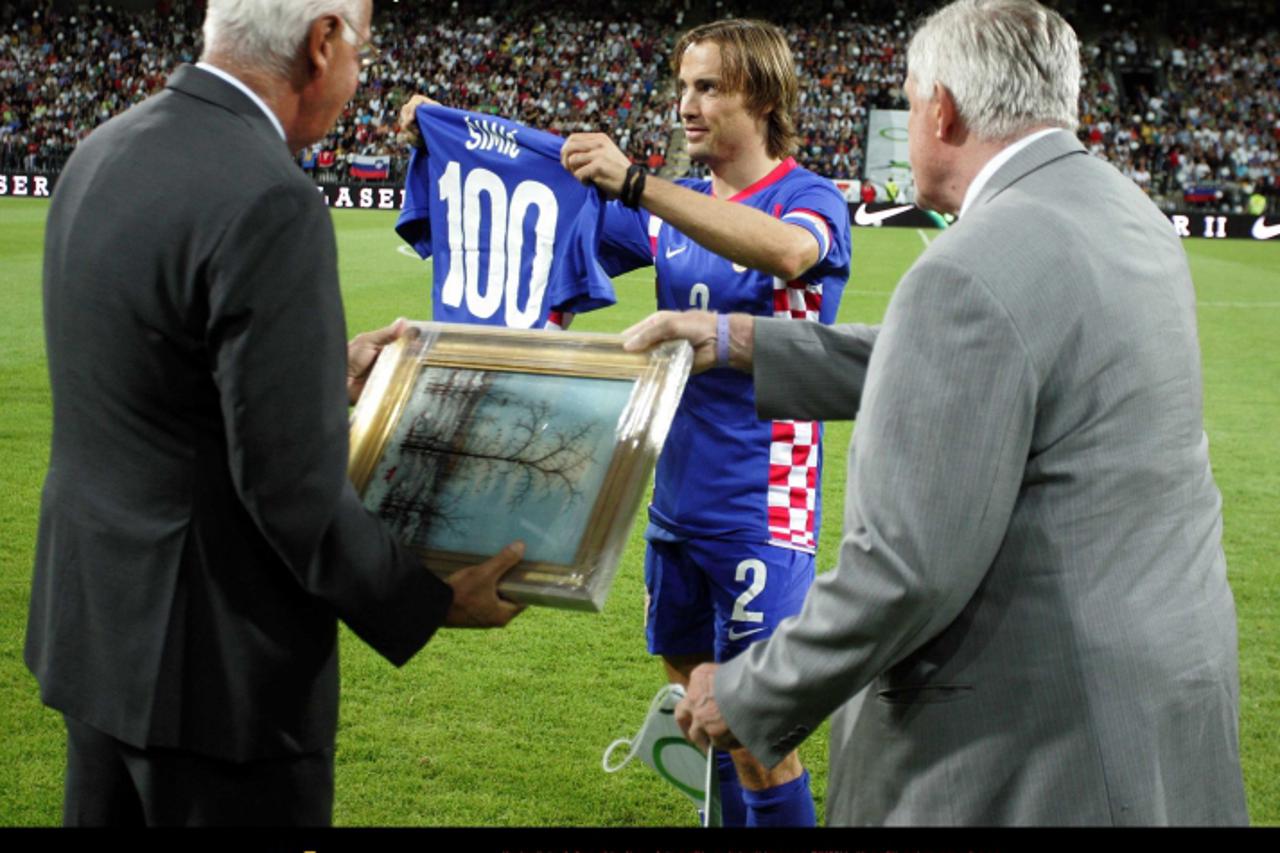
[854,203,914,227]
[726,626,765,642]
[732,262,747,273]
[665,244,688,259]
[1251,217,1280,240]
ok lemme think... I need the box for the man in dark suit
[27,0,524,826]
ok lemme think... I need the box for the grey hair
[907,0,1080,142]
[202,0,364,77]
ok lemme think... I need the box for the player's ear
[752,98,775,128]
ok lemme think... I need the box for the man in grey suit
[28,0,524,826]
[627,0,1248,825]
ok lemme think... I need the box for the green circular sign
[651,737,705,800]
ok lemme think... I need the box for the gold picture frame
[349,322,692,611]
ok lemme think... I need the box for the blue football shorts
[644,537,815,663]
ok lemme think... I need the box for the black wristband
[621,163,647,208]
[619,164,636,205]
[630,166,647,207]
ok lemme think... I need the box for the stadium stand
[1,0,1275,212]
[1,2,200,175]
[1076,17,1280,213]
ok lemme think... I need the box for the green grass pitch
[1,198,1276,825]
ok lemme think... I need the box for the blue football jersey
[396,105,616,328]
[597,158,852,551]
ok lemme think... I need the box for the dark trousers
[63,715,335,826]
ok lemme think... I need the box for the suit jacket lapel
[165,64,286,151]
[968,130,1087,212]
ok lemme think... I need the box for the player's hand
[561,132,631,198]
[397,94,440,149]
[675,663,741,751]
[443,542,528,628]
[623,310,754,374]
[347,317,407,405]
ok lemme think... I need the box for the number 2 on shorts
[731,558,767,624]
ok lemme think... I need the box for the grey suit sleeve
[753,318,879,421]
[717,257,1037,767]
[207,182,451,666]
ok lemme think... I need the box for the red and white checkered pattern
[772,276,823,320]
[648,214,664,258]
[767,419,819,551]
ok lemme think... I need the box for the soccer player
[561,18,851,827]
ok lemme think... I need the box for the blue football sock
[714,749,747,827]
[743,768,817,827]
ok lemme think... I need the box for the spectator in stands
[1077,18,1279,211]
[884,174,899,202]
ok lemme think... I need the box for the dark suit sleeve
[206,181,451,665]
[752,318,879,421]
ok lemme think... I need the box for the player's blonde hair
[673,19,799,160]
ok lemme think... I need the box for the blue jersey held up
[396,104,616,328]
[597,158,852,551]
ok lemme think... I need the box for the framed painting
[349,322,692,611]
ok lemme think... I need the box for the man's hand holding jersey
[397,93,441,149]
[560,133,633,199]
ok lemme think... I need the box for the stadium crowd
[1076,15,1279,211]
[781,10,912,184]
[1,2,199,177]
[1,0,1276,211]
[327,0,677,178]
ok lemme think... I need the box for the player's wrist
[620,163,647,208]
